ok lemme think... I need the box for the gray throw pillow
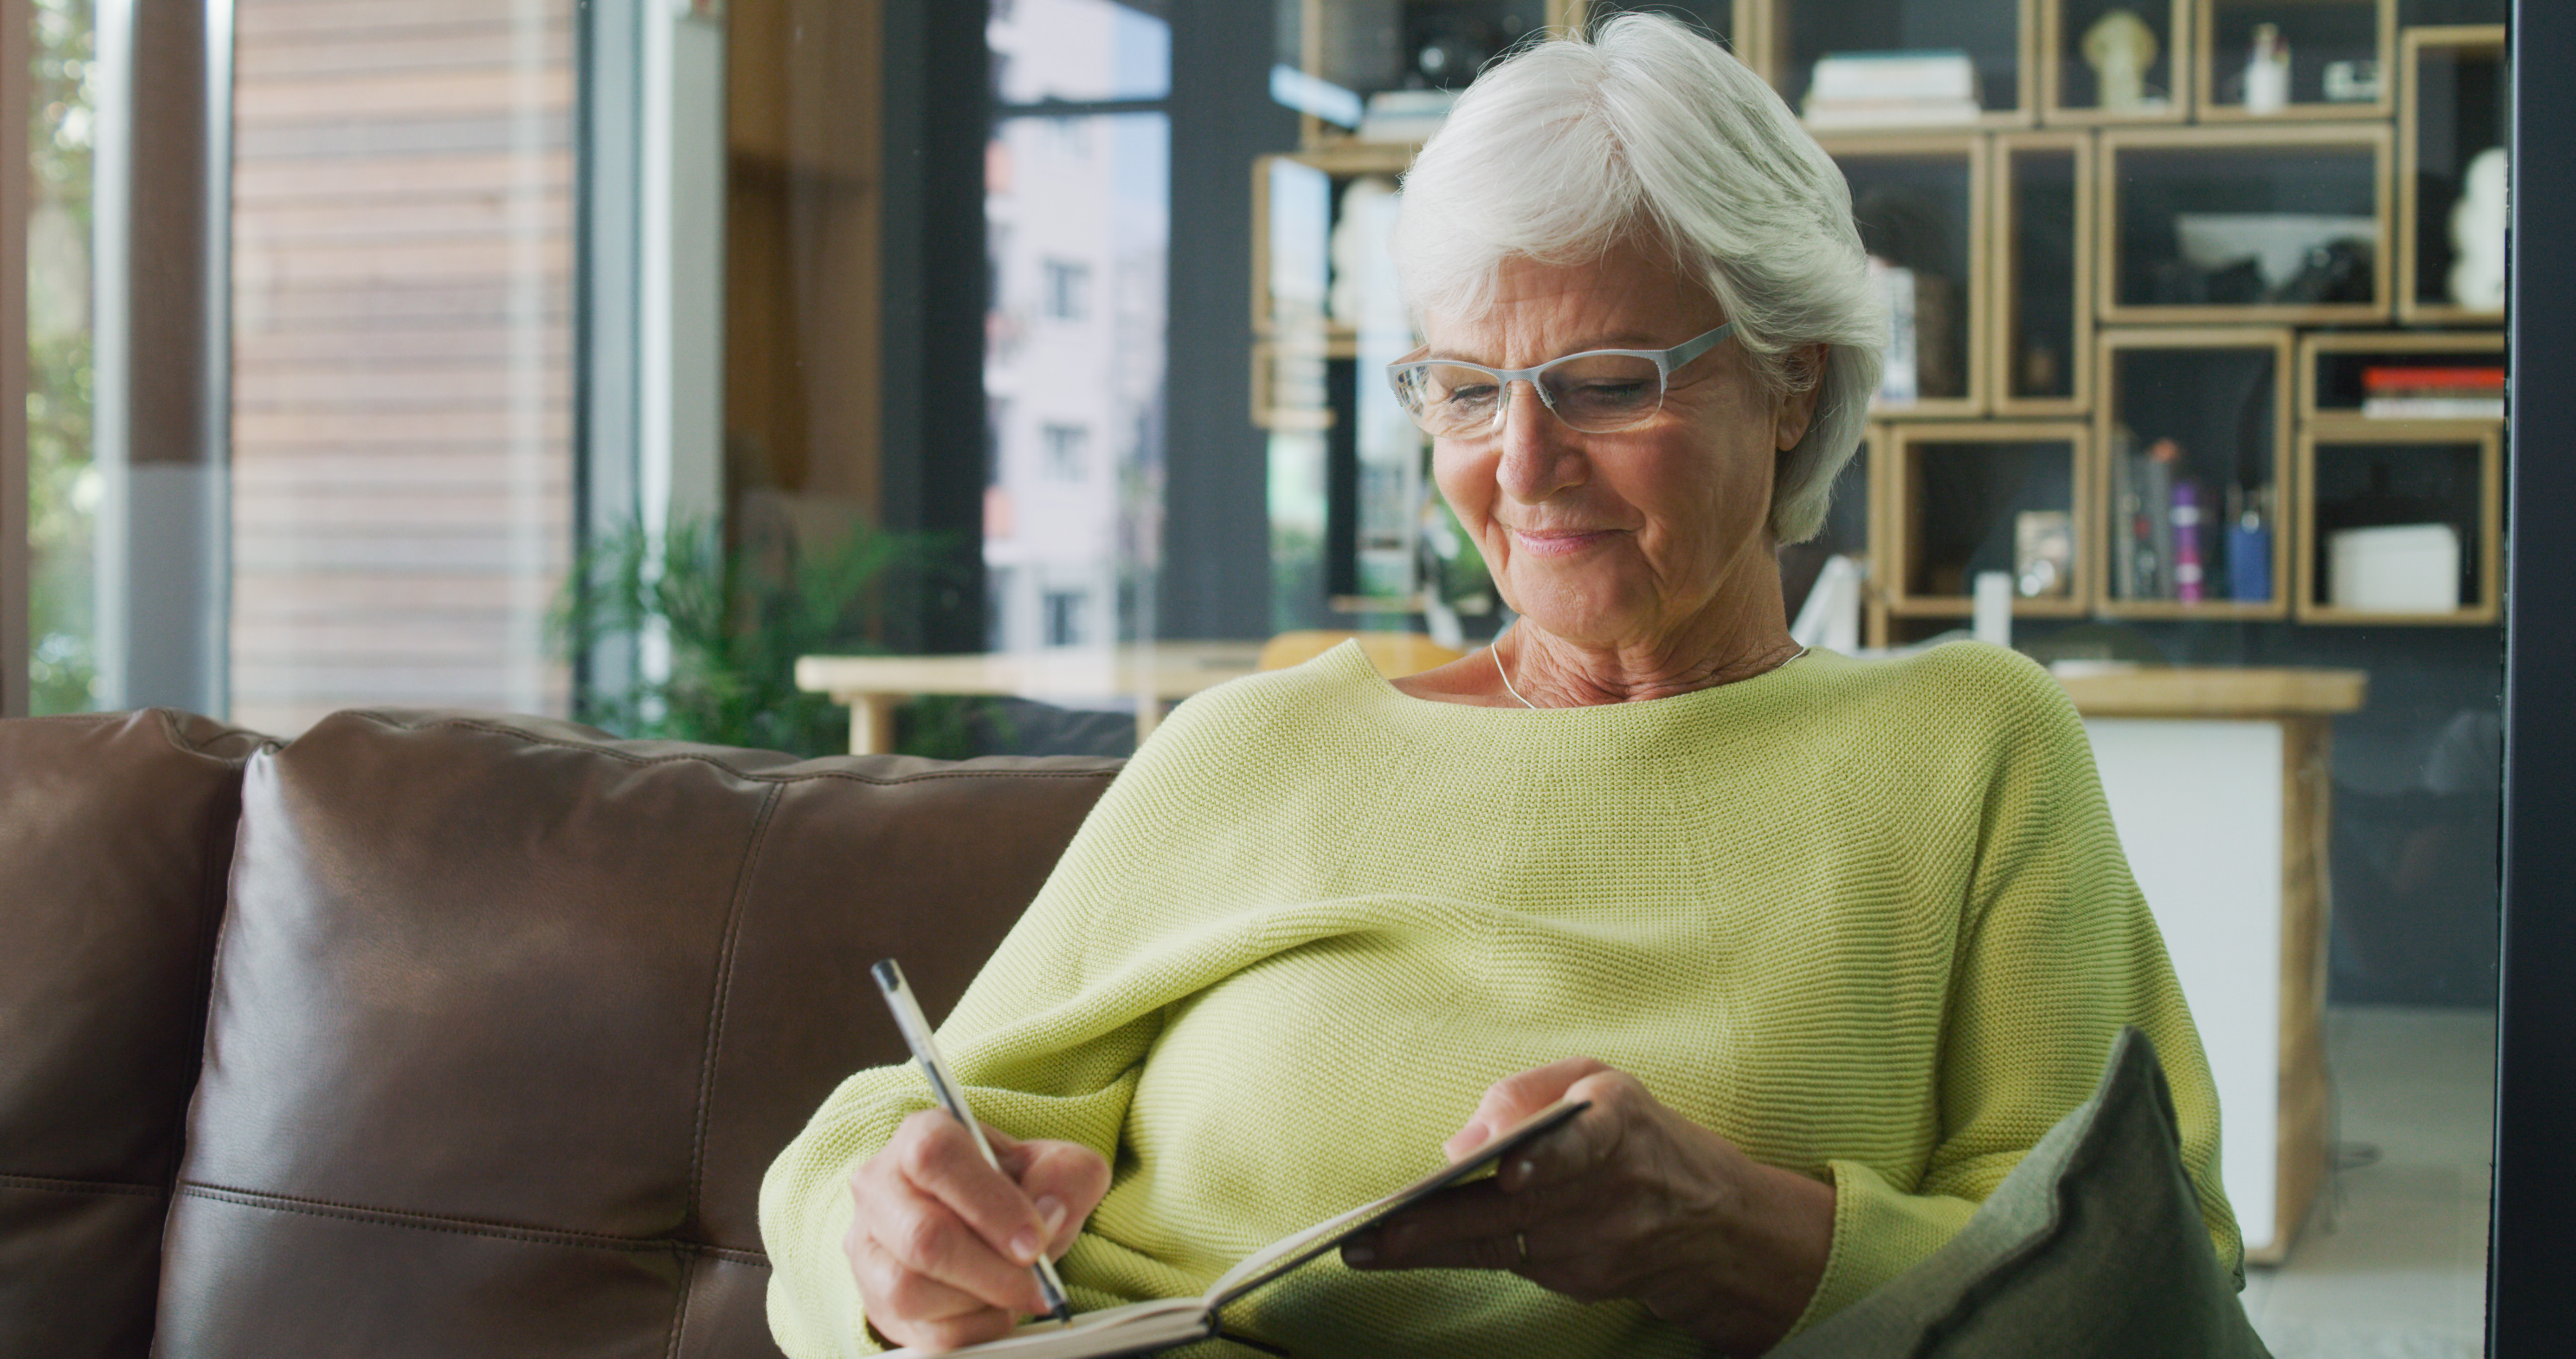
[1771,1027,2271,1359]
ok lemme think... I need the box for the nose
[1493,378,1587,504]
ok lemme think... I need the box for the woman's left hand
[1340,1056,1836,1355]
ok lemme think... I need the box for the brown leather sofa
[1,707,1121,1359]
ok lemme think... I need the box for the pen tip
[1051,1304,1072,1325]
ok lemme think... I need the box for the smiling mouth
[1507,527,1618,558]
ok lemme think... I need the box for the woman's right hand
[843,1109,1111,1353]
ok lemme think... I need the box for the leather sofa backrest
[0,710,275,1359]
[151,709,1118,1359]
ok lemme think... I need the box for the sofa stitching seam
[336,711,1120,785]
[175,1183,769,1262]
[664,1249,698,1359]
[0,1172,164,1198]
[684,781,780,1236]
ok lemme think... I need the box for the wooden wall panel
[228,0,574,736]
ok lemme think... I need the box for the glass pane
[992,0,1170,103]
[229,0,575,735]
[26,0,97,713]
[983,0,1167,699]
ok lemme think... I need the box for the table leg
[849,695,901,755]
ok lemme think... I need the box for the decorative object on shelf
[2323,58,2381,103]
[1790,555,1867,654]
[1972,570,2015,646]
[1804,49,1981,127]
[2161,213,2375,306]
[2244,23,2290,115]
[2227,486,2274,604]
[1358,89,1455,143]
[2111,434,2183,601]
[2329,523,2461,612]
[2360,364,2503,420]
[1871,258,1919,404]
[2014,511,2076,598]
[2083,9,2163,112]
[2449,146,2509,311]
[2171,479,2208,602]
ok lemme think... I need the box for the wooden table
[2053,665,2367,1262]
[795,641,1266,754]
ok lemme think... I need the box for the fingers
[1494,1068,1639,1193]
[893,1110,1059,1271]
[1344,1178,1537,1274]
[1014,1139,1113,1257]
[851,1233,1022,1353]
[846,1111,1052,1328]
[1443,1056,1613,1162]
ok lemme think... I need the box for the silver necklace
[1491,633,1810,709]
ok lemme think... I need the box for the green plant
[551,515,967,757]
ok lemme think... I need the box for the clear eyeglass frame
[1384,321,1739,437]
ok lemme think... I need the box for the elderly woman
[761,16,2237,1357]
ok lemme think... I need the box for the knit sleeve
[1790,651,2243,1331]
[756,782,1177,1359]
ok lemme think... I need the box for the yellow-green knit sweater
[760,640,2240,1357]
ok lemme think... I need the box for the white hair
[1392,13,1885,544]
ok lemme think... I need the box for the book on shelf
[875,1100,1588,1359]
[2359,365,2504,420]
[1804,50,1983,127]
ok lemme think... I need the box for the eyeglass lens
[1393,352,1667,436]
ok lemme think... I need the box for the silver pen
[871,959,1074,1324]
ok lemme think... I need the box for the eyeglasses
[1384,321,1737,437]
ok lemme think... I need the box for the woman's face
[1421,241,1815,654]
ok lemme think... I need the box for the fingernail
[1011,1228,1042,1263]
[1037,1195,1067,1234]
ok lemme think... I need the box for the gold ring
[1514,1230,1529,1265]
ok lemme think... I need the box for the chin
[1506,576,1648,645]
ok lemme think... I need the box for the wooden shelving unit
[2296,329,2503,423]
[1249,0,2503,645]
[1885,421,2092,617]
[2397,24,2508,324]
[2195,0,2396,123]
[1822,134,1990,419]
[2295,421,2501,625]
[2094,327,2296,621]
[1990,130,2093,416]
[2040,0,2192,125]
[1758,0,2037,131]
[2098,123,2393,326]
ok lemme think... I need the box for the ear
[1773,344,1829,452]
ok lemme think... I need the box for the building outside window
[1039,256,1088,321]
[1041,421,1087,480]
[1042,587,1084,647]
[980,0,1164,661]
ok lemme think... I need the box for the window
[1042,589,1085,646]
[1040,258,1088,321]
[1041,422,1087,480]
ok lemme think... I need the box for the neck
[1497,583,1802,707]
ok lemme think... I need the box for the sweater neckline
[1326,637,1832,728]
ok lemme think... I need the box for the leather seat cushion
[0,710,274,1359]
[158,709,1118,1359]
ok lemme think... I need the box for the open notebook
[870,1099,1589,1359]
